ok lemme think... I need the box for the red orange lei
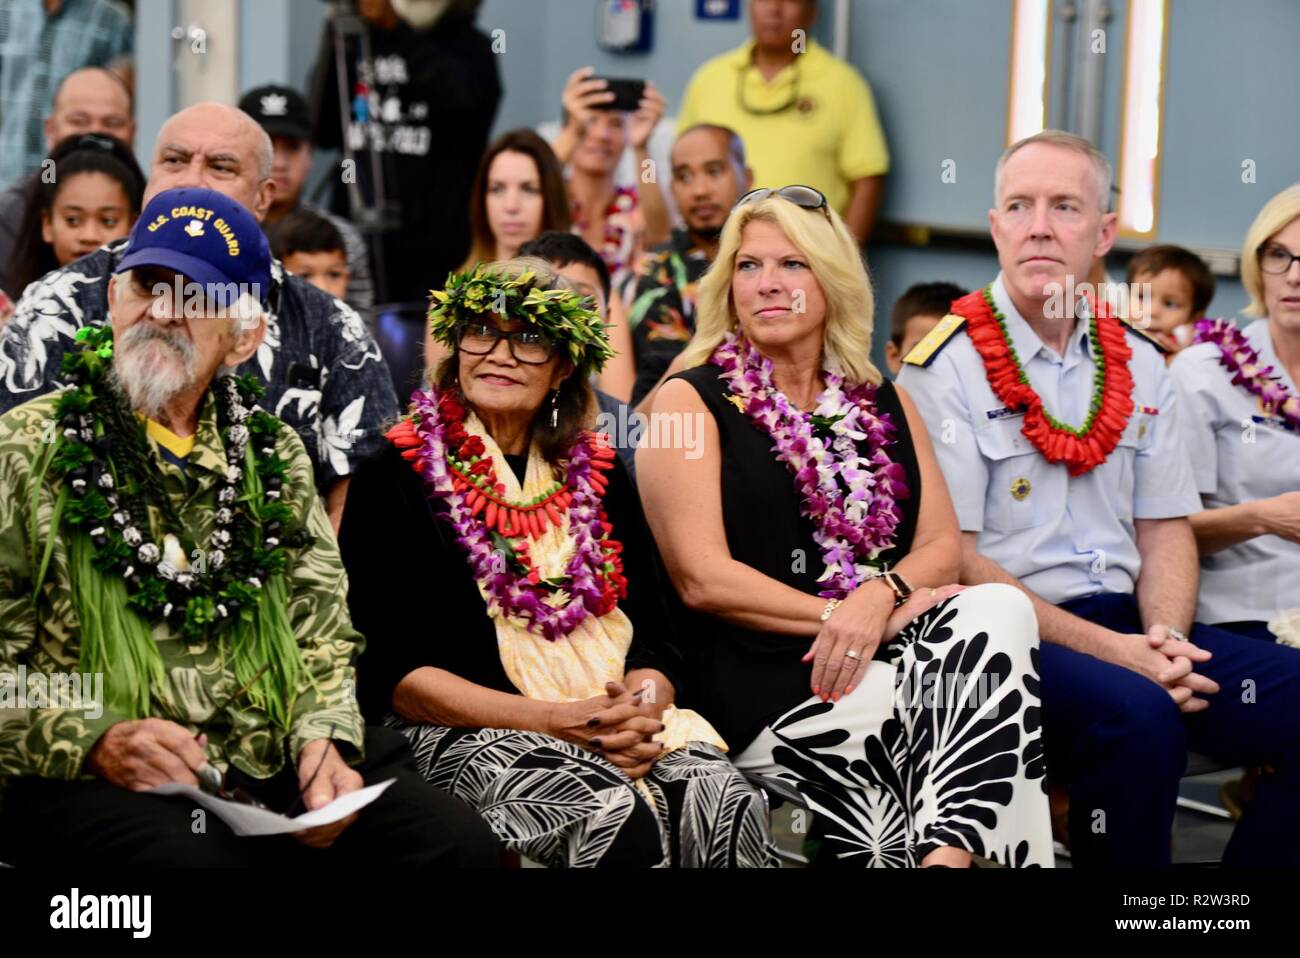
[954,286,1135,476]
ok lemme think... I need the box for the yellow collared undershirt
[143,417,195,461]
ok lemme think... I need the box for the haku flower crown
[427,264,617,376]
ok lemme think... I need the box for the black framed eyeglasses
[734,185,831,222]
[1258,244,1300,276]
[456,321,556,364]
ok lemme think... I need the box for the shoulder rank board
[902,312,968,368]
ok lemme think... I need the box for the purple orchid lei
[709,331,910,599]
[1194,318,1300,432]
[407,386,612,640]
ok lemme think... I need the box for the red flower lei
[953,286,1135,476]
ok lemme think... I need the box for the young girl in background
[4,133,144,303]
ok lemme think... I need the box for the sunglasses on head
[734,185,831,221]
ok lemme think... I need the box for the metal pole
[329,0,395,303]
[832,0,850,61]
[1073,0,1111,144]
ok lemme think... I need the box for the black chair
[742,771,811,866]
[1178,751,1234,820]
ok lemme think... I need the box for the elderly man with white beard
[0,187,499,867]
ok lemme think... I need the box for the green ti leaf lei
[51,325,313,641]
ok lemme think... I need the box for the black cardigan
[338,442,684,723]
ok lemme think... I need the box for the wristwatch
[879,571,914,608]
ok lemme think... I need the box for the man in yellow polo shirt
[677,0,888,245]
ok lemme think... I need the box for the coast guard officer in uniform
[898,130,1300,867]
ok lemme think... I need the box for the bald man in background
[41,66,135,154]
[0,66,136,283]
[0,102,399,529]
[0,0,133,184]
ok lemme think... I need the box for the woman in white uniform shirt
[1170,184,1300,642]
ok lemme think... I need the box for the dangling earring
[549,390,560,428]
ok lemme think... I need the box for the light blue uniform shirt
[898,274,1201,605]
[1169,319,1300,625]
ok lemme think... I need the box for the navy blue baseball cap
[115,187,272,308]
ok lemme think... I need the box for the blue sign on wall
[696,0,741,21]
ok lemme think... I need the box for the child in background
[1126,244,1215,355]
[4,133,144,301]
[266,209,352,301]
[886,281,967,375]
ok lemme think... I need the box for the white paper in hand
[150,779,395,836]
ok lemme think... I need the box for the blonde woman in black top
[639,188,1053,867]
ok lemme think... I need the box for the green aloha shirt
[0,385,365,794]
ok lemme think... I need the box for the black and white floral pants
[735,583,1054,867]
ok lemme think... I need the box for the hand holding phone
[591,77,647,113]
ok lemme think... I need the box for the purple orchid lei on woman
[1194,318,1300,432]
[710,331,909,599]
[402,386,614,641]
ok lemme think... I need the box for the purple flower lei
[709,331,910,599]
[1194,318,1300,432]
[407,387,613,641]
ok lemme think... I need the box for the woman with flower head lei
[638,187,1053,867]
[338,258,776,868]
[1169,184,1300,649]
